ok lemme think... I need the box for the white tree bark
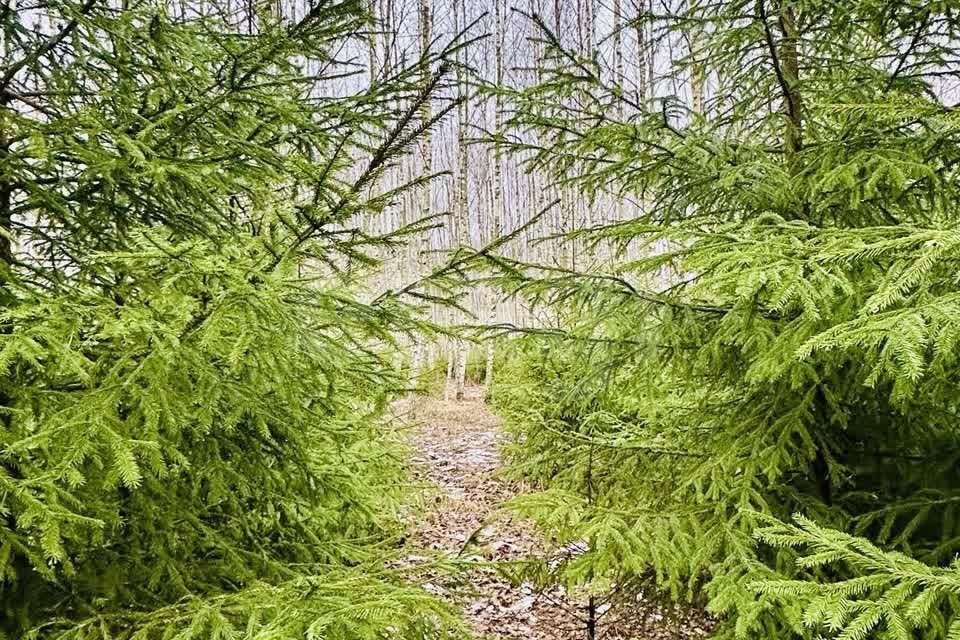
[484,0,505,389]
[687,1,705,116]
[453,0,470,401]
[613,0,623,111]
[407,0,433,396]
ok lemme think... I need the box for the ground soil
[399,386,714,640]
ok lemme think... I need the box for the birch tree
[452,0,470,401]
[407,0,434,392]
[483,0,504,388]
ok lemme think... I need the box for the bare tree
[453,0,470,401]
[483,0,504,388]
[407,0,433,394]
[613,0,623,113]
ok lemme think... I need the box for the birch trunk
[367,0,378,84]
[613,0,623,116]
[484,0,505,389]
[454,0,470,401]
[407,0,433,395]
[688,1,705,116]
[636,2,647,106]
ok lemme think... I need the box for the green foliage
[463,346,488,386]
[413,346,490,396]
[0,1,466,638]
[753,516,960,640]
[493,1,960,638]
[411,355,447,396]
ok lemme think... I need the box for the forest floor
[399,385,713,640]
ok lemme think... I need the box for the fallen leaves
[396,388,714,640]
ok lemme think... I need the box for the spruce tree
[0,0,466,637]
[493,2,960,638]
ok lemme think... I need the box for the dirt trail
[402,386,711,640]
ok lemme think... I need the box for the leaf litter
[396,387,714,640]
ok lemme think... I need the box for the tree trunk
[454,0,469,402]
[0,101,11,272]
[687,1,705,116]
[444,339,455,401]
[367,0,378,84]
[0,0,13,274]
[381,0,393,77]
[647,0,655,104]
[778,5,802,159]
[407,0,433,396]
[613,0,623,105]
[484,0,505,389]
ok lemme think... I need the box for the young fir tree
[492,2,960,638]
[0,0,469,637]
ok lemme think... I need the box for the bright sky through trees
[4,1,960,639]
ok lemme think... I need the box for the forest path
[402,386,710,640]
